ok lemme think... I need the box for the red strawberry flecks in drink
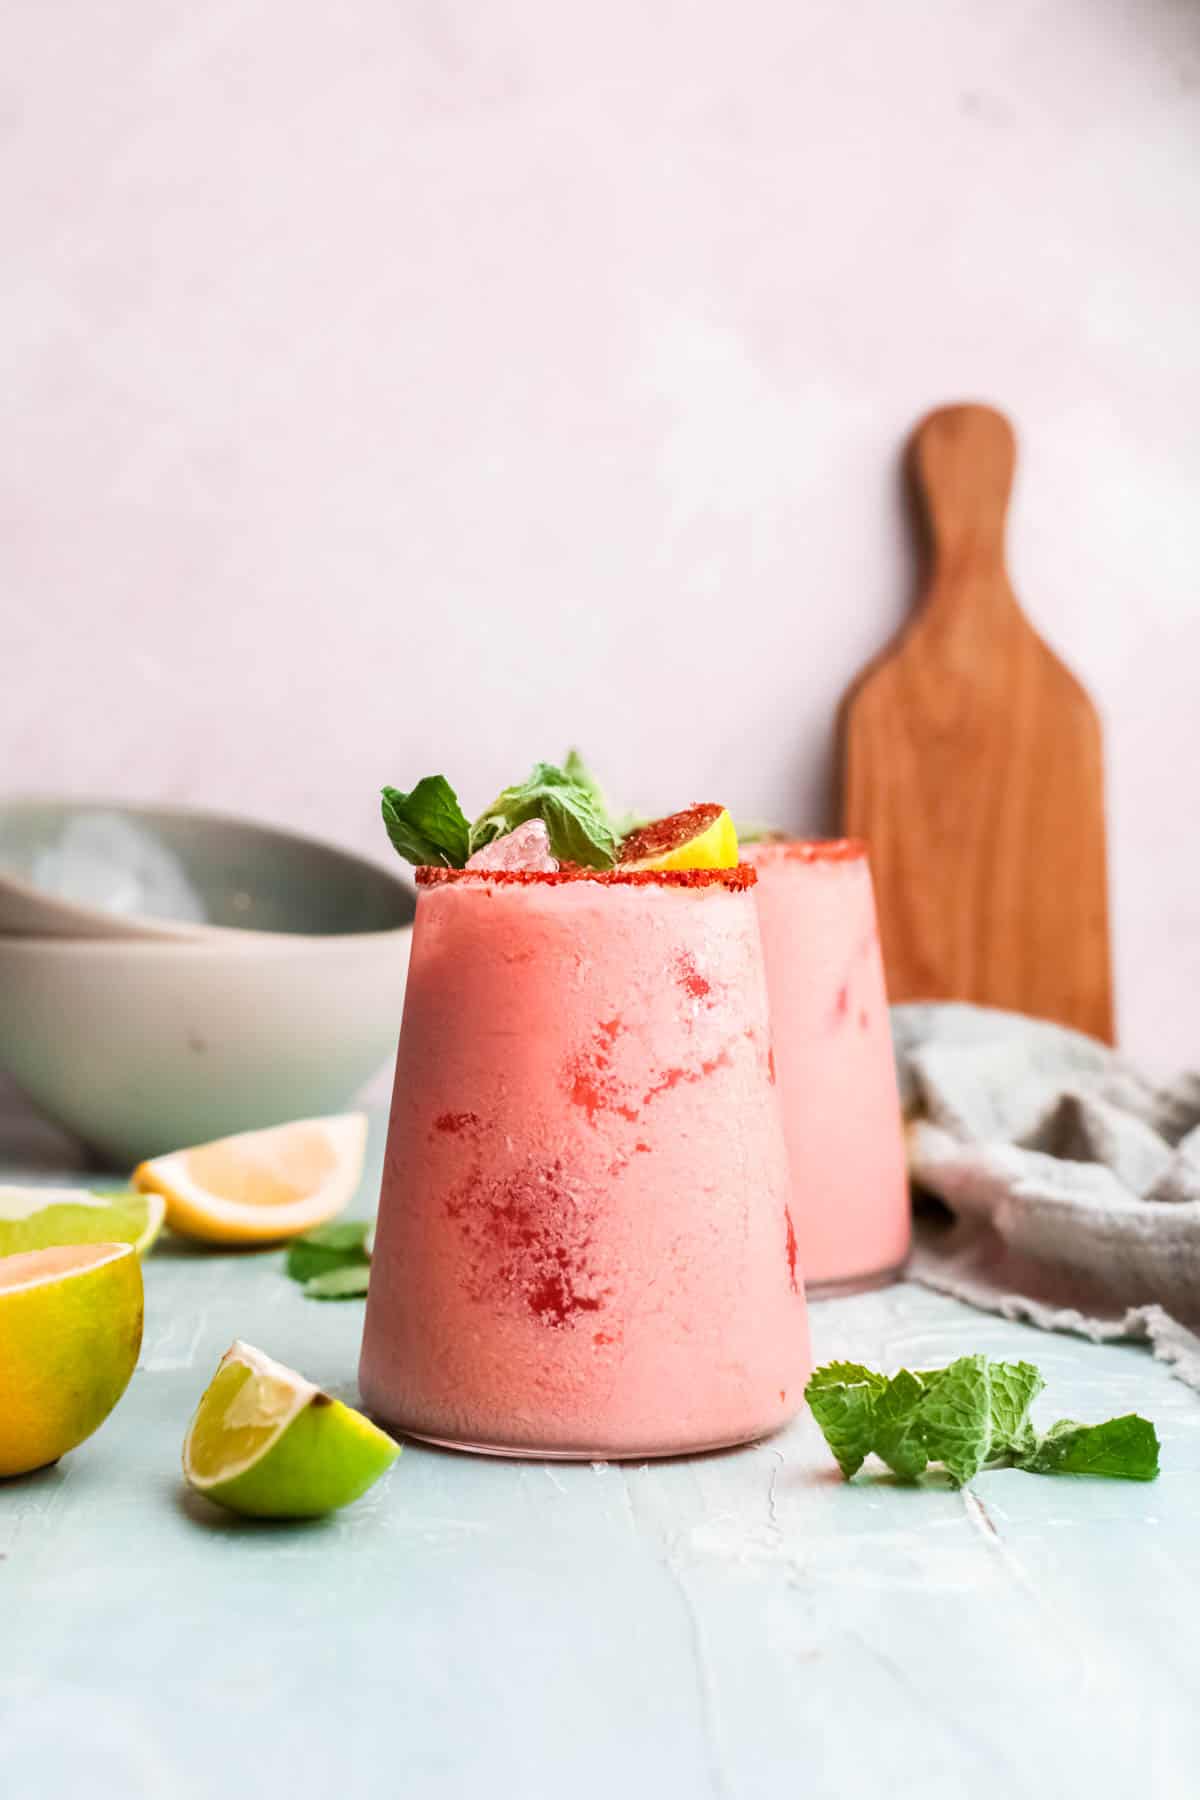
[784,1206,799,1293]
[433,1111,480,1135]
[674,951,713,1003]
[446,1158,610,1329]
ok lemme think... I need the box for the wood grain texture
[841,403,1114,1042]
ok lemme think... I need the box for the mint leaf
[916,1355,993,1485]
[986,1360,1044,1458]
[805,1362,887,1478]
[470,761,618,870]
[381,777,470,868]
[564,751,650,838]
[1015,1416,1160,1481]
[873,1370,930,1480]
[303,1265,372,1300]
[295,1220,372,1252]
[286,1219,371,1286]
[806,1355,1159,1485]
[563,748,607,810]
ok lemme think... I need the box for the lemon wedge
[133,1114,368,1247]
[619,803,739,872]
[0,1242,143,1478]
[183,1341,399,1518]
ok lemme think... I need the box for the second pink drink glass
[746,839,910,1294]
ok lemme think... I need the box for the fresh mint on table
[380,755,619,870]
[302,1264,373,1301]
[1016,1414,1160,1480]
[806,1356,1159,1485]
[285,1220,372,1300]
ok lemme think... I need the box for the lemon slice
[0,1186,166,1258]
[133,1114,368,1246]
[0,1242,143,1478]
[619,803,739,871]
[183,1341,400,1518]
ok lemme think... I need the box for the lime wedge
[182,1341,400,1518]
[0,1241,144,1478]
[0,1186,166,1258]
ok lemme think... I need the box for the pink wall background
[4,2,1198,1072]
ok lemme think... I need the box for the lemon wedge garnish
[619,804,739,872]
[133,1114,368,1247]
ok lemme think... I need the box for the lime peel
[0,1241,144,1478]
[0,1186,165,1256]
[183,1341,400,1518]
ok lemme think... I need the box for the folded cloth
[893,1003,1200,1390]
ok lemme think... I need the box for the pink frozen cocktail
[360,863,811,1458]
[745,839,910,1293]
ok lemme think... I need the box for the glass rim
[415,863,757,891]
[743,837,867,865]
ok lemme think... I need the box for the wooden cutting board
[840,402,1114,1042]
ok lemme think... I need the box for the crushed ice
[20,811,208,923]
[466,819,559,873]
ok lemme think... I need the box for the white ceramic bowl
[0,927,412,1167]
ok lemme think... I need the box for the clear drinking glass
[360,863,811,1458]
[746,839,910,1295]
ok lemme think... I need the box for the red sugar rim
[743,837,867,865]
[416,863,757,890]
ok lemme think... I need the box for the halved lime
[0,1186,166,1258]
[0,1241,144,1478]
[182,1341,400,1518]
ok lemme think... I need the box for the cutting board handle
[911,403,1016,578]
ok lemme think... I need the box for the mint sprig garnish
[806,1356,1159,1485]
[381,777,471,868]
[285,1220,372,1300]
[380,755,618,870]
[471,761,618,869]
[563,748,607,812]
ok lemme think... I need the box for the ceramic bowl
[0,798,416,1165]
[0,797,412,941]
[0,926,413,1167]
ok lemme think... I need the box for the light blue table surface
[3,1096,1198,1799]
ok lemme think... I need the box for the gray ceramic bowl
[0,797,412,941]
[0,799,416,1165]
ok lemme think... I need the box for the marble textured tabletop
[2,1095,1198,1800]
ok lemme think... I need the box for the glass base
[391,1419,794,1463]
[805,1260,907,1301]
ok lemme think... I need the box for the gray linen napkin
[893,1003,1200,1389]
